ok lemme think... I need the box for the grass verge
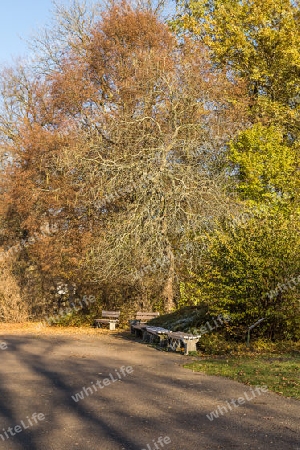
[184,353,300,399]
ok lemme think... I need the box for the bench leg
[182,339,199,355]
[158,335,168,347]
[133,328,142,339]
[109,322,116,330]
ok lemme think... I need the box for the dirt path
[0,327,299,450]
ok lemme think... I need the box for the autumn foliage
[0,1,298,340]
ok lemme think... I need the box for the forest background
[0,0,299,343]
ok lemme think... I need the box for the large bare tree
[53,3,247,309]
[0,1,247,312]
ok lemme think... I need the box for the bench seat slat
[135,312,160,321]
[101,311,120,317]
[94,310,120,330]
[94,318,119,323]
[168,332,201,340]
[145,326,170,335]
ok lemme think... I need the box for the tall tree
[173,0,300,332]
[172,0,300,135]
[0,2,247,312]
[55,2,247,310]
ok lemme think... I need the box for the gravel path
[0,330,299,450]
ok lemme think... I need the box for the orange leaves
[87,2,175,104]
[49,60,96,117]
[0,0,249,309]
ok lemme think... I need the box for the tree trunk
[162,245,175,312]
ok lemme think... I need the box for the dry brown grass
[0,322,121,336]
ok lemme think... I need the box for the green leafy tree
[229,123,300,206]
[182,211,300,340]
[172,0,300,134]
[174,1,300,340]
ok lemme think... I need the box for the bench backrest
[102,310,120,319]
[135,311,160,322]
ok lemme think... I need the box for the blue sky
[0,0,92,66]
[0,0,175,67]
[0,0,54,65]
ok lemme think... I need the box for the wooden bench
[94,311,120,330]
[167,331,201,355]
[130,311,160,336]
[132,325,201,354]
[144,326,170,345]
[135,311,160,323]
